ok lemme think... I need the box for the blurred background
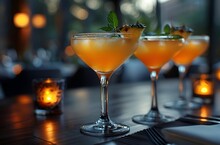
[0,0,219,97]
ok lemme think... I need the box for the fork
[145,127,174,145]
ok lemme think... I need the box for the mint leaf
[171,35,183,39]
[100,11,119,32]
[163,24,171,34]
[100,26,113,31]
[107,11,118,31]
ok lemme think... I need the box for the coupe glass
[71,33,140,136]
[132,35,184,125]
[164,35,210,109]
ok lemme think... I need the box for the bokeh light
[32,14,47,28]
[65,45,75,57]
[14,13,30,28]
[86,0,102,10]
[13,64,23,75]
[70,5,89,20]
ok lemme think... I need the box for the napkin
[162,124,220,145]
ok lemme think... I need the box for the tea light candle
[194,79,213,96]
[33,78,65,115]
[215,69,220,80]
[37,79,61,108]
[192,74,214,104]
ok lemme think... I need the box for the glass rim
[188,35,210,40]
[72,32,134,38]
[140,35,185,41]
[32,78,65,83]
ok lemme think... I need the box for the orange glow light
[200,106,208,118]
[17,95,32,104]
[32,14,46,28]
[37,79,62,108]
[65,45,75,56]
[39,87,59,107]
[14,13,29,28]
[44,121,56,142]
[194,79,213,96]
[216,69,220,80]
[13,64,23,75]
[45,78,52,83]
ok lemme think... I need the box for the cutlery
[145,127,175,145]
[186,114,220,122]
[179,115,220,125]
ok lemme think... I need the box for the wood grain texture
[0,79,218,145]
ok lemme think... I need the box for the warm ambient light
[17,95,32,104]
[215,69,220,80]
[12,64,23,75]
[199,106,212,122]
[36,79,62,108]
[14,13,30,28]
[194,79,213,96]
[44,121,57,142]
[32,14,46,28]
[193,74,214,97]
[70,5,88,20]
[65,45,75,56]
[200,106,209,118]
[43,88,58,103]
[34,78,64,115]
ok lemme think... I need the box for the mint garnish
[100,11,118,32]
[163,24,171,34]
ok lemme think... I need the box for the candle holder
[191,74,214,104]
[215,68,220,81]
[33,78,65,115]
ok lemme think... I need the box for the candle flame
[201,87,208,93]
[42,88,58,104]
[45,78,52,83]
[194,79,213,96]
[36,79,62,108]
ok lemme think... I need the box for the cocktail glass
[164,35,210,109]
[132,35,184,125]
[71,33,140,136]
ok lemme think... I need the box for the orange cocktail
[173,35,209,66]
[72,34,137,73]
[135,36,184,73]
[165,35,210,109]
[132,36,184,125]
[71,32,142,137]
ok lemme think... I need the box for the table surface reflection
[0,78,220,145]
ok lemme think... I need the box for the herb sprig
[163,24,193,34]
[100,11,118,32]
[163,24,171,35]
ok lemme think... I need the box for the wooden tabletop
[0,78,220,145]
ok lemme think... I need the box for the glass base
[164,100,201,110]
[80,121,130,137]
[132,110,174,125]
[34,108,62,115]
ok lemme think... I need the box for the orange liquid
[173,39,209,66]
[135,39,183,72]
[71,37,137,73]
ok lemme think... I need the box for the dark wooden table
[1,78,220,145]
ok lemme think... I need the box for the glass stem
[97,73,112,124]
[150,71,159,111]
[178,65,188,101]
